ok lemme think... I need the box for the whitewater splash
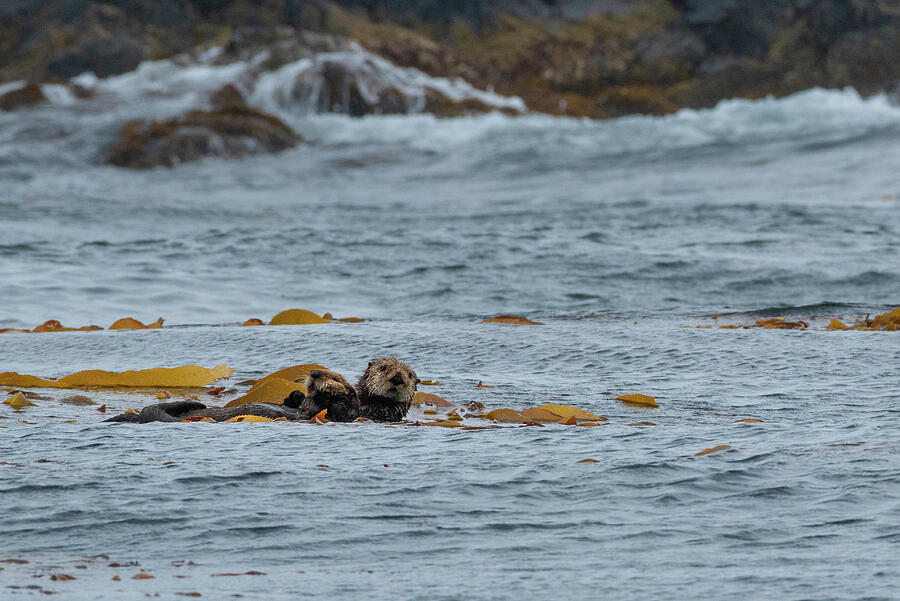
[50,41,525,120]
[2,43,900,173]
[249,43,526,116]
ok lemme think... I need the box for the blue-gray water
[1,67,900,599]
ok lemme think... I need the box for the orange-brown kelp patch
[691,306,900,331]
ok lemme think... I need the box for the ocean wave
[16,42,898,165]
[291,88,900,159]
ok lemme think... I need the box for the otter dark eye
[380,365,388,372]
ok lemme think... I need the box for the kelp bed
[4,306,900,336]
[3,305,898,432]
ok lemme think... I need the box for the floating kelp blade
[0,365,233,389]
[420,420,462,428]
[109,317,164,330]
[225,378,305,407]
[3,393,35,409]
[225,415,277,422]
[269,309,330,325]
[616,394,659,408]
[695,445,731,456]
[871,307,900,329]
[412,392,454,407]
[482,315,544,325]
[33,320,78,332]
[519,408,562,422]
[250,364,326,391]
[481,408,526,422]
[536,404,606,421]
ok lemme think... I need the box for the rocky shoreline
[5,1,900,118]
[3,1,900,167]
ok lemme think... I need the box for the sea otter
[105,368,359,423]
[356,357,419,422]
[288,367,359,422]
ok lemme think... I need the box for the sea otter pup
[356,357,419,422]
[291,368,359,422]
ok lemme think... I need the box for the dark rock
[337,0,643,28]
[54,0,93,23]
[106,105,301,169]
[631,30,705,84]
[0,0,44,17]
[209,83,247,109]
[423,89,517,117]
[826,24,900,93]
[674,0,794,57]
[0,81,46,111]
[287,59,411,116]
[597,85,676,117]
[47,33,145,79]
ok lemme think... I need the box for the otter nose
[390,373,404,386]
[309,370,321,379]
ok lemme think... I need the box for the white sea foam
[282,87,900,159]
[39,83,77,105]
[249,43,526,116]
[0,80,27,95]
[6,47,900,171]
[49,43,524,121]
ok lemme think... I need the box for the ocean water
[1,55,899,600]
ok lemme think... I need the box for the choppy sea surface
[1,56,899,600]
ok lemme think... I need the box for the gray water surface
[1,84,900,599]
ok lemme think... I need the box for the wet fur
[104,400,303,423]
[297,368,359,422]
[105,368,360,423]
[356,357,418,422]
[106,365,396,424]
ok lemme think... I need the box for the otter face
[362,357,419,403]
[305,368,355,396]
[302,368,359,422]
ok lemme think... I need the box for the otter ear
[368,360,375,367]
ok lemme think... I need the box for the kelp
[224,415,280,423]
[0,365,233,389]
[0,307,370,335]
[482,315,544,325]
[695,306,900,331]
[412,392,454,407]
[269,309,330,325]
[616,394,658,408]
[3,393,35,409]
[224,379,305,407]
[251,364,325,390]
[109,317,164,330]
[695,445,731,456]
[225,364,326,407]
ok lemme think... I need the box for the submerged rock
[0,82,46,111]
[106,104,300,169]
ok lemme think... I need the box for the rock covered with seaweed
[4,0,900,122]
